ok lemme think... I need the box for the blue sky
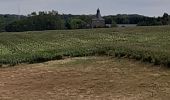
[0,0,170,16]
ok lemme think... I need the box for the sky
[0,0,170,17]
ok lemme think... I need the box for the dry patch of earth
[0,57,170,100]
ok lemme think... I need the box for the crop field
[0,26,170,66]
[1,26,170,100]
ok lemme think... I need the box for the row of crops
[0,26,170,67]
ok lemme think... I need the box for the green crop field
[0,26,170,66]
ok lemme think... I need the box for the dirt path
[0,57,170,100]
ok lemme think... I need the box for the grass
[0,26,170,66]
[1,57,170,99]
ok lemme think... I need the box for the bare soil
[0,57,170,100]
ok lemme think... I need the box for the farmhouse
[92,9,105,28]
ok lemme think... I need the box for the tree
[5,11,65,32]
[31,12,37,16]
[162,13,169,25]
[70,19,86,29]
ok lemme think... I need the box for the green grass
[0,26,170,66]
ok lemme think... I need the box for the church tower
[92,8,105,28]
[96,8,102,19]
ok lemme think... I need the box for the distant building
[92,9,105,28]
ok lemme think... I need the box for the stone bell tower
[92,8,105,28]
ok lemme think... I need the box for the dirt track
[0,57,170,100]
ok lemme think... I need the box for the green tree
[162,13,169,25]
[69,19,86,29]
[5,11,65,32]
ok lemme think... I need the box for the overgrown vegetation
[0,26,170,67]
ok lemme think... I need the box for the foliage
[104,13,170,26]
[104,14,147,24]
[138,13,170,26]
[66,18,87,29]
[0,14,25,32]
[5,11,65,32]
[64,14,92,29]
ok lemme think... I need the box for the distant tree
[38,11,47,16]
[5,11,65,32]
[104,17,112,24]
[65,19,71,29]
[103,16,117,27]
[48,10,58,16]
[162,13,169,25]
[31,12,37,16]
[70,19,86,29]
[163,13,169,19]
[0,14,25,32]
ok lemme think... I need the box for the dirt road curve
[0,57,170,100]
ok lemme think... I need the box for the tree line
[0,14,25,32]
[5,11,94,32]
[104,13,170,26]
[0,11,170,32]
